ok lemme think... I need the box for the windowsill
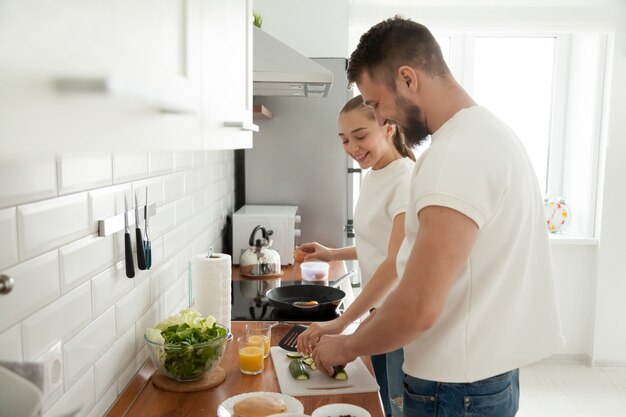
[548,234,598,246]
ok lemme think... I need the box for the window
[435,33,607,237]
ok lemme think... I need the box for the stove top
[231,279,342,322]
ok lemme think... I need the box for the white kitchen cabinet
[0,0,253,155]
[191,0,255,149]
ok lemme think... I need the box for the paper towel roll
[192,253,232,333]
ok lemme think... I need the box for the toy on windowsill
[544,197,571,233]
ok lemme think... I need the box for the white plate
[312,403,371,417]
[217,391,304,417]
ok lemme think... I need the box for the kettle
[239,225,282,277]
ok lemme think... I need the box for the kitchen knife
[124,196,135,278]
[305,384,354,390]
[134,192,146,270]
[143,188,152,270]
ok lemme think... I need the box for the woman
[296,94,415,417]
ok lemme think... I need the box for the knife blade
[305,384,354,390]
[134,192,146,270]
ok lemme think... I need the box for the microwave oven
[232,205,301,265]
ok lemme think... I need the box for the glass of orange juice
[245,322,272,358]
[238,335,264,375]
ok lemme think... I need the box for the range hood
[253,27,333,98]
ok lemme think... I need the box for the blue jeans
[372,348,405,417]
[403,369,519,417]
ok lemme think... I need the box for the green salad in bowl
[144,308,228,381]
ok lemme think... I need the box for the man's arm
[312,205,478,374]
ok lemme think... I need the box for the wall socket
[40,341,63,398]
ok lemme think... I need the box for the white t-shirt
[396,106,565,383]
[354,157,414,303]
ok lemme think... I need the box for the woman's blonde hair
[340,95,416,161]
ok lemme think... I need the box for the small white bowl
[268,414,311,417]
[300,261,330,281]
[312,403,371,417]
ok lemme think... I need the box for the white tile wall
[0,207,18,269]
[0,150,234,417]
[113,152,149,184]
[22,282,91,360]
[18,193,89,261]
[58,153,112,195]
[0,155,57,208]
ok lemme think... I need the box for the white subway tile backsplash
[163,225,186,260]
[18,193,89,261]
[164,275,189,317]
[185,168,201,193]
[163,172,185,203]
[94,327,134,401]
[0,155,57,208]
[91,262,134,318]
[2,149,234,416]
[174,151,193,171]
[43,367,94,417]
[22,282,91,360]
[115,279,150,337]
[0,324,22,361]
[88,184,131,233]
[58,153,112,195]
[113,152,148,184]
[0,251,60,333]
[193,151,207,167]
[64,307,116,387]
[148,152,174,176]
[0,207,18,269]
[60,234,114,293]
[85,384,117,417]
[150,261,175,303]
[135,302,161,352]
[175,195,193,224]
[149,202,176,238]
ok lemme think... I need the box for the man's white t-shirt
[396,106,565,383]
[355,157,414,304]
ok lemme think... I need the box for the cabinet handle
[223,121,259,132]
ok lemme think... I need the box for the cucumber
[288,359,310,380]
[331,365,348,380]
[286,351,302,359]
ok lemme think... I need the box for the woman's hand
[296,242,333,262]
[296,318,347,356]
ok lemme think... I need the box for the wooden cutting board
[270,347,379,396]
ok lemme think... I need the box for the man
[311,16,565,417]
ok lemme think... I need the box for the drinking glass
[245,322,272,358]
[238,335,264,375]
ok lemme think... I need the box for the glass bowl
[144,325,228,381]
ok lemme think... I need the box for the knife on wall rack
[134,192,146,270]
[123,195,135,279]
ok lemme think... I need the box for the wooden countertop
[106,321,384,417]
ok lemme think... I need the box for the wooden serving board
[270,347,379,396]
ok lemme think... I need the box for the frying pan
[265,271,353,316]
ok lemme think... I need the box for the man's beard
[395,96,430,147]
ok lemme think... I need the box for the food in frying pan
[232,395,288,417]
[292,300,319,307]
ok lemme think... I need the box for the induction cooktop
[231,279,342,321]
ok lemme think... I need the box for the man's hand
[311,334,357,376]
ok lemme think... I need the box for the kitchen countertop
[105,321,384,417]
[105,262,383,417]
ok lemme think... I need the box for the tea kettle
[239,225,282,277]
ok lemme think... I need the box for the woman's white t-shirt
[396,106,565,383]
[354,157,414,303]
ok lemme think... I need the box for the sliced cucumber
[331,365,348,380]
[288,359,310,380]
[286,351,302,359]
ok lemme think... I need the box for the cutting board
[270,346,379,396]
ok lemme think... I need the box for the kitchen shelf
[253,104,273,120]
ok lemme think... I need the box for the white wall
[253,0,350,58]
[0,150,234,417]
